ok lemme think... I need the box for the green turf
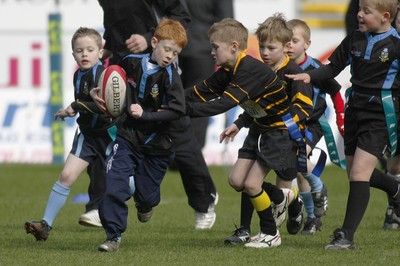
[0,164,399,265]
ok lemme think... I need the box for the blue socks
[43,182,70,226]
[300,191,315,219]
[303,172,323,192]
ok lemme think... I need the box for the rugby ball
[98,65,127,117]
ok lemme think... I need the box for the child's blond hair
[208,18,248,50]
[71,27,103,51]
[287,19,311,43]
[154,18,187,48]
[255,13,292,45]
[365,0,398,22]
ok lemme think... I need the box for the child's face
[72,36,103,70]
[151,38,182,68]
[209,36,238,69]
[258,38,288,70]
[287,26,310,63]
[358,0,391,33]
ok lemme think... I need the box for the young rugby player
[287,0,400,250]
[287,18,346,235]
[91,18,187,252]
[185,18,304,248]
[25,27,117,241]
[224,13,314,244]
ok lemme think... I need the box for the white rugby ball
[98,65,127,117]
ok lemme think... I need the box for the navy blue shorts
[70,130,114,163]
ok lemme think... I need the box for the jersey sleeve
[282,63,313,124]
[308,34,352,82]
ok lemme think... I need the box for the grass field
[0,163,399,265]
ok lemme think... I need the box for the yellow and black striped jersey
[185,51,296,131]
[275,55,313,128]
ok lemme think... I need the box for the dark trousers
[87,116,216,214]
[169,116,216,213]
[85,158,106,212]
[179,54,215,149]
[99,137,171,239]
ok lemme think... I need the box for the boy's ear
[99,48,104,60]
[231,41,239,53]
[305,39,311,51]
[382,11,391,23]
[151,37,158,49]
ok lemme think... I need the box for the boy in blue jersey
[25,27,117,241]
[99,0,219,231]
[92,18,187,252]
[380,8,400,230]
[287,18,346,235]
[287,0,400,250]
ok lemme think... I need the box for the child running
[25,27,117,241]
[287,0,400,250]
[224,13,314,245]
[185,18,304,248]
[287,18,345,235]
[93,18,187,252]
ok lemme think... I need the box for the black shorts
[305,121,323,149]
[238,128,297,180]
[344,106,389,158]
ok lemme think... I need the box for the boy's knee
[228,178,244,191]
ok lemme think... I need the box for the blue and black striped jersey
[308,28,400,95]
[72,62,118,136]
[299,54,341,123]
[117,54,186,155]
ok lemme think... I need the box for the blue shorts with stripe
[70,130,114,164]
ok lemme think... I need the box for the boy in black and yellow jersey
[185,18,305,248]
[223,13,314,245]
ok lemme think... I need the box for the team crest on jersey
[150,83,160,98]
[379,48,389,62]
[350,47,361,57]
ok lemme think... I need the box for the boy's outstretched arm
[285,73,311,83]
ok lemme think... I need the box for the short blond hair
[71,27,102,51]
[256,13,292,45]
[208,18,248,50]
[365,0,398,22]
[287,19,311,42]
